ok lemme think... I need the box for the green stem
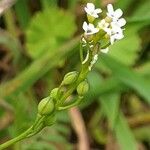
[0,115,44,150]
[3,8,17,37]
[79,42,84,62]
[58,96,83,110]
[57,49,92,106]
[0,127,32,150]
[0,40,96,149]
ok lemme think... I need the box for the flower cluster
[82,3,126,53]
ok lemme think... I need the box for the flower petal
[107,4,114,14]
[117,18,126,27]
[105,27,112,35]
[115,33,124,40]
[110,36,115,45]
[93,28,99,33]
[89,23,95,29]
[93,14,99,18]
[84,7,89,13]
[101,47,109,53]
[114,9,123,18]
[82,22,88,31]
[111,23,122,33]
[95,8,102,14]
[87,3,95,11]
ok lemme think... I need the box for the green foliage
[100,93,137,150]
[26,7,76,59]
[68,0,78,10]
[8,93,37,137]
[116,0,134,11]
[0,1,150,150]
[108,25,141,66]
[14,0,30,29]
[40,0,58,9]
[128,0,150,24]
[100,54,150,103]
[0,37,79,99]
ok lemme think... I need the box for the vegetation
[0,0,150,150]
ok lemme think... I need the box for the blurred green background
[0,0,150,149]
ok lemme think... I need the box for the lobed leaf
[26,7,76,59]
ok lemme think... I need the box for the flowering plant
[0,3,126,149]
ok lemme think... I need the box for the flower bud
[77,80,89,96]
[50,88,59,100]
[87,14,95,23]
[105,16,112,23]
[38,97,54,116]
[62,71,78,85]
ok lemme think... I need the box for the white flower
[107,4,123,21]
[85,3,102,18]
[107,4,126,28]
[82,22,99,35]
[111,18,126,28]
[110,25,124,45]
[101,47,109,53]
[115,18,126,27]
[108,24,124,45]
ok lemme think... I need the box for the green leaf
[100,93,137,150]
[26,7,76,59]
[101,54,150,103]
[115,114,137,150]
[81,71,127,109]
[40,0,58,9]
[14,0,30,29]
[116,0,134,11]
[108,25,141,66]
[136,61,150,77]
[100,93,120,128]
[128,0,150,24]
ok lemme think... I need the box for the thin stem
[0,115,44,150]
[58,96,83,110]
[0,40,96,149]
[0,127,32,150]
[3,8,17,37]
[57,49,92,106]
[80,42,84,62]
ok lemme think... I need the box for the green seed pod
[62,71,78,85]
[77,80,89,96]
[38,97,54,116]
[50,88,59,100]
